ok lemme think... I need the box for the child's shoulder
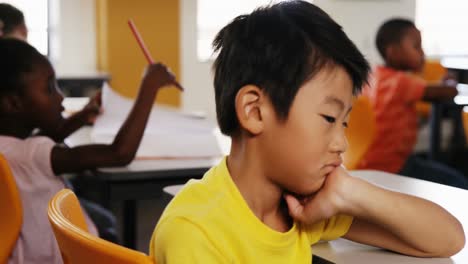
[163,177,225,217]
[0,135,56,167]
[375,65,403,77]
[374,66,426,87]
[0,135,55,153]
[158,165,232,220]
[0,135,62,191]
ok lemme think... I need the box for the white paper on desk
[91,83,229,158]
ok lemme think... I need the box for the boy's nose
[331,130,348,154]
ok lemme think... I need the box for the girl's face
[20,61,65,133]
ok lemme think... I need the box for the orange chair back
[0,154,22,263]
[344,96,376,170]
[48,189,154,264]
[421,60,447,82]
[416,60,448,118]
[462,110,468,144]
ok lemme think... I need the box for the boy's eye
[321,115,336,124]
[343,122,348,128]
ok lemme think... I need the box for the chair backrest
[421,60,447,82]
[416,60,447,118]
[0,154,22,263]
[462,110,468,144]
[48,189,154,264]
[343,96,376,170]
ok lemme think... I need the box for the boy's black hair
[212,0,370,136]
[0,3,25,35]
[0,38,48,95]
[376,18,415,60]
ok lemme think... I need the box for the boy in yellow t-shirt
[150,1,464,263]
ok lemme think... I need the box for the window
[197,0,305,61]
[2,0,49,55]
[416,0,468,57]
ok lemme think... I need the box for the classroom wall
[96,0,181,107]
[180,0,417,120]
[180,0,216,119]
[315,0,416,66]
[56,0,416,116]
[52,0,97,75]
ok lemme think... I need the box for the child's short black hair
[0,38,48,95]
[0,3,24,35]
[376,18,415,60]
[212,0,370,136]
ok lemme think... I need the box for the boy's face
[392,27,425,72]
[260,66,353,196]
[20,62,65,132]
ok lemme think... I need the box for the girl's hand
[83,91,102,124]
[141,63,184,92]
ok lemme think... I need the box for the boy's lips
[323,165,337,175]
[324,159,342,168]
[322,160,342,174]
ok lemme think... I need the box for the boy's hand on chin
[284,166,351,226]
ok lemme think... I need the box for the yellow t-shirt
[150,157,353,263]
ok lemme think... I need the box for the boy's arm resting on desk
[50,63,182,175]
[151,218,227,263]
[285,167,465,258]
[423,84,458,101]
[342,179,464,257]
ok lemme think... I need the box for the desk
[164,170,468,263]
[428,102,465,160]
[62,97,90,117]
[442,57,468,84]
[429,58,468,159]
[80,159,219,249]
[57,73,110,97]
[66,128,223,249]
[429,84,468,160]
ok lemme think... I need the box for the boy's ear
[0,94,24,114]
[235,85,267,135]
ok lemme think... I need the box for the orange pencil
[128,19,154,64]
[128,19,184,91]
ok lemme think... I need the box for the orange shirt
[358,66,426,173]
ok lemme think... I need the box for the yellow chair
[48,189,154,264]
[416,60,449,118]
[463,108,468,144]
[0,154,22,263]
[343,96,376,170]
[421,60,447,83]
